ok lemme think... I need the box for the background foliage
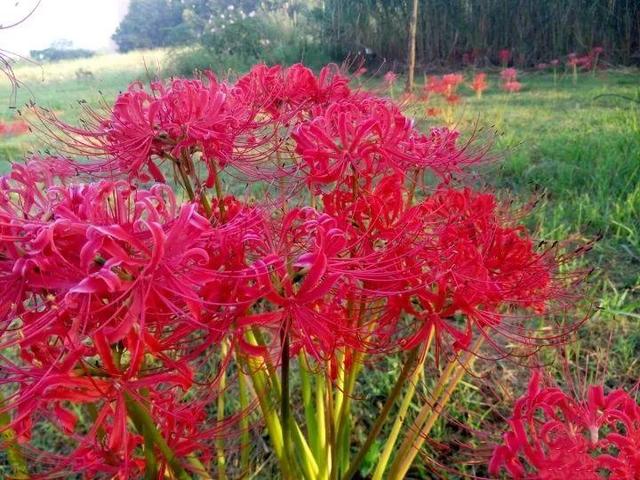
[113,0,640,69]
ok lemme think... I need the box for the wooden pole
[405,0,419,92]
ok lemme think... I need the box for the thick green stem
[124,392,191,480]
[316,374,329,478]
[280,326,292,471]
[372,328,433,480]
[250,327,282,394]
[300,354,319,457]
[216,341,228,480]
[237,363,251,479]
[335,351,364,478]
[387,336,484,479]
[342,348,420,480]
[176,160,196,203]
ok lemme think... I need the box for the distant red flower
[383,71,398,90]
[424,74,464,104]
[490,370,640,479]
[503,80,522,93]
[500,69,522,93]
[425,107,441,117]
[500,68,518,83]
[0,119,28,136]
[499,49,511,65]
[470,72,488,97]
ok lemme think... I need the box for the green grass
[0,55,639,477]
[0,50,167,165]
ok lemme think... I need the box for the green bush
[166,3,331,76]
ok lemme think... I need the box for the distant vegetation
[30,47,94,62]
[114,0,640,72]
[29,40,94,62]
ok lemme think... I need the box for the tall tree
[112,0,184,52]
[405,0,419,92]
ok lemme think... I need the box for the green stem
[326,376,337,480]
[216,341,229,480]
[372,329,433,480]
[237,361,251,479]
[387,337,484,479]
[280,325,292,472]
[237,338,288,475]
[300,354,319,457]
[316,374,329,479]
[342,348,420,480]
[124,392,191,480]
[176,160,196,203]
[187,455,213,480]
[335,351,363,478]
[250,327,282,394]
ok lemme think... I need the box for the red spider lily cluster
[424,73,464,104]
[490,370,640,479]
[1,62,577,478]
[470,73,488,98]
[501,68,522,93]
[567,47,604,71]
[0,118,28,137]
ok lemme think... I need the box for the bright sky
[0,0,130,56]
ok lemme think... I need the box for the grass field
[0,53,638,477]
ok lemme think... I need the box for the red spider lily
[470,73,488,97]
[383,71,398,90]
[550,59,560,67]
[234,63,350,117]
[500,69,522,93]
[423,75,445,98]
[567,53,581,67]
[503,80,522,93]
[0,172,247,476]
[425,107,441,117]
[424,74,464,104]
[32,72,264,186]
[291,93,413,185]
[490,370,640,479]
[380,187,560,353]
[0,118,28,136]
[501,68,518,83]
[397,127,482,177]
[499,49,512,66]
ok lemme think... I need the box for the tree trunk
[405,0,419,92]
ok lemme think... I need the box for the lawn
[0,54,638,477]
